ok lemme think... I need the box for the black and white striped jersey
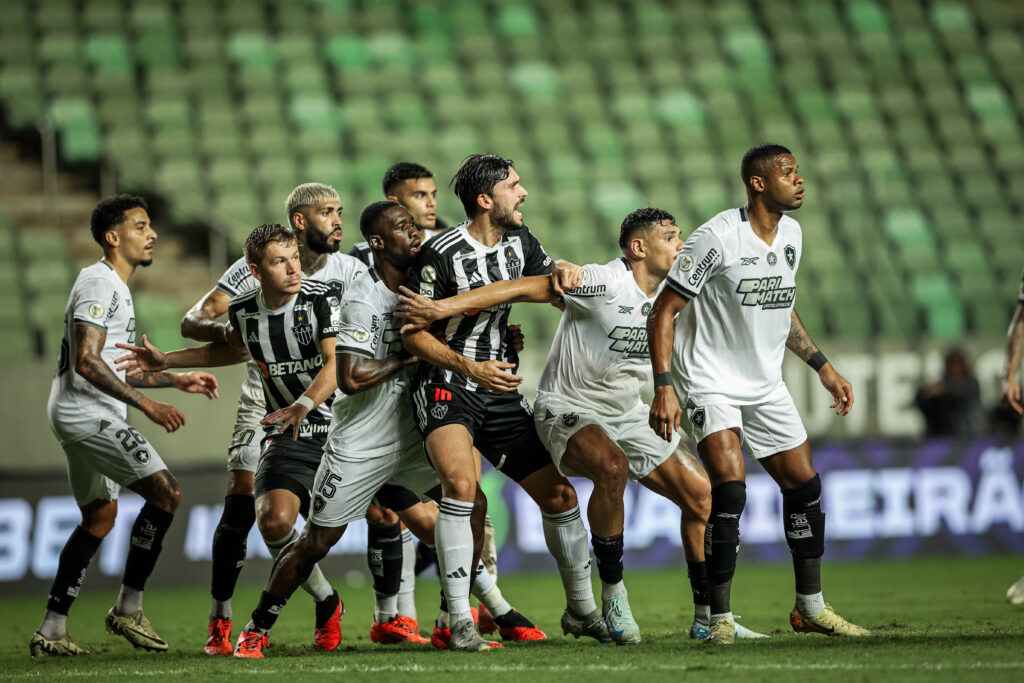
[407,222,553,392]
[228,279,342,440]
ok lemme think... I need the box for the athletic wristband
[653,372,672,388]
[808,351,828,372]
[293,395,315,412]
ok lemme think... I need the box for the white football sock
[436,498,474,622]
[541,506,598,616]
[471,561,512,617]
[397,529,417,620]
[38,610,67,640]
[374,592,399,623]
[711,611,734,623]
[796,591,825,616]
[210,597,231,621]
[115,586,142,614]
[601,580,627,602]
[694,604,711,623]
[265,527,333,602]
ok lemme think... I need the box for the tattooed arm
[180,287,243,346]
[75,325,187,431]
[787,310,854,416]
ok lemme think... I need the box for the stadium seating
[1,0,1022,351]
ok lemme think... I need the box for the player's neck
[102,254,135,283]
[630,259,663,298]
[299,246,327,277]
[375,257,406,293]
[260,286,296,310]
[745,201,782,245]
[466,216,504,248]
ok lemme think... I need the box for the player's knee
[782,474,825,559]
[440,473,477,502]
[81,511,116,538]
[683,477,712,524]
[539,481,578,515]
[593,450,629,490]
[710,480,746,518]
[148,474,182,513]
[257,509,295,542]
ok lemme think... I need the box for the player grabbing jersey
[31,196,218,658]
[647,144,869,644]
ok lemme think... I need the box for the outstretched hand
[115,334,167,376]
[819,365,854,416]
[396,286,444,333]
[550,260,584,296]
[172,371,219,399]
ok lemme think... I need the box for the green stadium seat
[325,35,371,70]
[497,5,539,36]
[510,62,560,99]
[84,34,133,73]
[930,2,975,33]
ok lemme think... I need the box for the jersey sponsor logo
[741,256,758,266]
[569,284,606,297]
[225,268,250,289]
[420,265,437,283]
[618,305,634,314]
[504,245,523,279]
[736,276,796,309]
[561,412,579,428]
[88,302,105,319]
[767,252,777,266]
[419,283,435,298]
[255,355,324,378]
[686,249,718,288]
[433,387,452,402]
[607,326,649,358]
[678,254,694,271]
[785,244,796,269]
[430,403,449,420]
[292,311,314,345]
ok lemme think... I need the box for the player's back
[537,258,656,417]
[48,260,136,441]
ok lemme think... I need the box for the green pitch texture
[3,556,1023,682]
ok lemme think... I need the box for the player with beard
[178,184,365,654]
[31,196,218,656]
[402,155,610,650]
[647,144,869,643]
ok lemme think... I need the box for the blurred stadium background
[0,0,1022,594]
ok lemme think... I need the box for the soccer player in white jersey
[178,183,365,654]
[1000,268,1024,604]
[647,143,869,643]
[31,196,218,657]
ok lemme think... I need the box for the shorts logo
[561,412,579,428]
[785,244,796,269]
[133,449,150,464]
[420,265,437,283]
[433,387,452,402]
[431,403,449,420]
[641,302,652,317]
[520,396,533,415]
[678,255,694,272]
[88,302,105,319]
[691,408,706,430]
[313,494,327,514]
[767,252,777,267]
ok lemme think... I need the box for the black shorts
[411,382,551,483]
[254,435,324,518]
[373,483,424,512]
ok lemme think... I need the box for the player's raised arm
[402,329,523,392]
[786,310,853,416]
[115,334,249,375]
[180,287,239,345]
[75,324,186,432]
[646,287,689,441]
[395,275,556,332]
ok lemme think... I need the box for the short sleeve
[72,277,118,329]
[521,229,553,277]
[227,300,242,342]
[562,262,619,313]
[406,244,453,302]
[316,288,343,339]
[335,300,382,359]
[665,225,723,299]
[216,256,255,297]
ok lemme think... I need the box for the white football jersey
[537,258,660,417]
[328,270,420,456]
[47,260,137,442]
[665,207,802,405]
[218,251,368,299]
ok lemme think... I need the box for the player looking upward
[647,143,870,644]
[31,196,218,657]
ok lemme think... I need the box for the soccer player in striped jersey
[119,223,347,651]
[647,144,869,643]
[402,154,610,647]
[31,196,218,657]
[1000,268,1024,604]
[177,183,363,654]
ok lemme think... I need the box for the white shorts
[60,419,167,506]
[226,362,266,473]
[683,389,807,459]
[309,440,438,528]
[534,398,679,481]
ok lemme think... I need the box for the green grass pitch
[3,556,1023,682]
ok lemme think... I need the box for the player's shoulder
[73,260,120,289]
[228,287,260,311]
[779,214,802,236]
[702,207,747,237]
[586,257,631,282]
[326,251,369,277]
[423,221,469,257]
[300,278,335,297]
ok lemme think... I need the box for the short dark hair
[619,207,676,250]
[244,223,297,265]
[382,162,433,196]
[451,154,514,218]
[741,143,792,186]
[90,194,148,247]
[360,200,404,240]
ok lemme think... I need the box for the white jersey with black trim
[329,270,419,456]
[537,258,659,417]
[217,252,367,300]
[665,207,802,405]
[47,260,136,442]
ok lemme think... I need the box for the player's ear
[291,210,306,232]
[386,194,399,203]
[367,234,383,250]
[248,262,262,281]
[749,175,765,194]
[104,228,119,249]
[631,236,646,259]
[477,193,493,212]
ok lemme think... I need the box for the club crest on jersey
[678,255,694,272]
[88,302,105,319]
[292,312,314,345]
[785,244,796,269]
[691,408,706,429]
[641,302,652,317]
[504,245,523,280]
[561,412,579,428]
[421,265,437,283]
[431,403,449,420]
[313,495,326,514]
[133,449,150,464]
[767,252,777,266]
